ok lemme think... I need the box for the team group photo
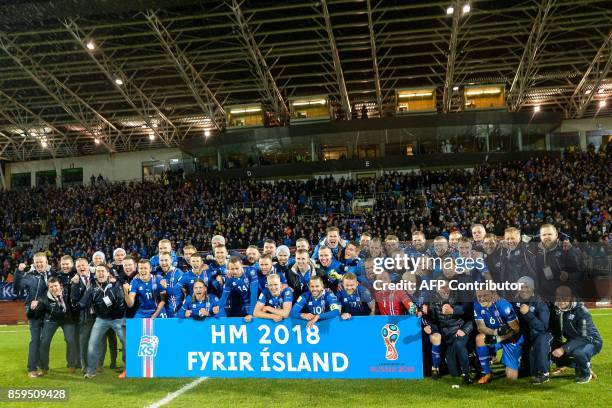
[0,0,610,407]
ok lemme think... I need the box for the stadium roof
[0,0,610,161]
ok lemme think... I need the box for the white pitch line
[147,377,208,408]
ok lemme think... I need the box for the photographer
[76,265,127,379]
[13,253,51,377]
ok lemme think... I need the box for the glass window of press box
[62,168,83,187]
[11,172,31,189]
[227,105,264,129]
[197,125,551,169]
[289,96,330,123]
[36,170,56,187]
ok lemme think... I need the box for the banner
[0,283,17,301]
[126,316,423,379]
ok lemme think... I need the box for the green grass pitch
[0,310,610,408]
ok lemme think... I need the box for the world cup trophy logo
[381,324,400,360]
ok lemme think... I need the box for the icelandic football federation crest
[381,323,400,360]
[138,335,159,357]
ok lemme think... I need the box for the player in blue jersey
[183,253,211,295]
[289,238,311,267]
[156,252,186,318]
[343,241,365,281]
[177,244,197,273]
[217,257,259,322]
[290,276,341,328]
[208,246,229,296]
[253,274,293,322]
[317,246,346,292]
[474,287,523,384]
[336,272,375,318]
[257,254,287,292]
[313,226,346,261]
[123,259,166,318]
[178,279,220,320]
[149,239,178,270]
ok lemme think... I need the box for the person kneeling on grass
[551,286,602,384]
[253,274,293,322]
[423,283,474,385]
[513,276,552,385]
[290,276,340,328]
[474,287,523,384]
[178,279,220,320]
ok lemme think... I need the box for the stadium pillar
[217,149,222,171]
[578,130,587,151]
[0,162,6,190]
[545,133,551,150]
[517,128,523,151]
[54,159,62,188]
[311,138,317,161]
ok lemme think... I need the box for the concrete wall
[6,148,184,188]
[558,117,612,133]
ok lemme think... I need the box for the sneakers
[552,366,569,376]
[118,370,126,379]
[461,373,473,385]
[83,373,96,379]
[28,371,39,378]
[67,367,76,374]
[532,373,550,385]
[576,373,592,384]
[37,370,48,377]
[477,373,492,384]
[431,368,440,380]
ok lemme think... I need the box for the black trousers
[445,335,470,376]
[39,320,77,370]
[27,318,44,372]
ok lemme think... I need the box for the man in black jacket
[76,265,127,379]
[501,228,536,300]
[551,286,603,384]
[535,224,581,300]
[39,277,78,375]
[286,249,326,299]
[513,276,552,384]
[13,253,51,377]
[423,283,474,384]
[70,257,96,373]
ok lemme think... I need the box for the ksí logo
[381,324,400,360]
[138,335,159,357]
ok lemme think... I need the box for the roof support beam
[144,10,225,131]
[320,0,351,119]
[366,0,383,116]
[507,0,556,112]
[0,90,77,157]
[64,18,178,146]
[568,29,612,118]
[0,32,120,153]
[228,0,288,123]
[442,2,462,113]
